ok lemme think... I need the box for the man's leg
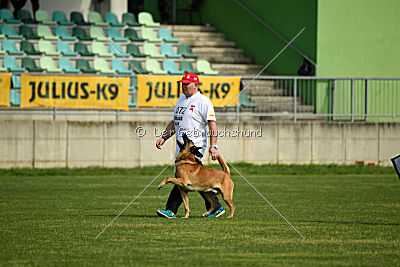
[199,191,221,211]
[165,185,182,214]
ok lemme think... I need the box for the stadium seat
[37,25,59,40]
[1,24,23,39]
[138,12,160,27]
[93,58,115,74]
[143,43,164,58]
[55,26,76,40]
[53,11,74,25]
[12,74,21,88]
[126,44,146,57]
[163,60,184,75]
[0,8,21,23]
[0,47,5,55]
[129,76,137,90]
[21,40,42,55]
[129,91,137,107]
[10,90,20,106]
[92,42,112,57]
[141,28,162,42]
[178,44,198,58]
[180,60,202,74]
[35,10,57,24]
[160,43,181,58]
[74,42,94,56]
[76,59,97,73]
[58,58,80,73]
[38,40,60,56]
[196,59,218,75]
[88,11,108,26]
[124,28,144,42]
[111,59,132,74]
[17,9,37,24]
[4,56,25,72]
[3,40,24,55]
[70,11,90,25]
[19,25,40,39]
[146,59,167,74]
[239,93,257,108]
[40,57,62,73]
[90,27,108,41]
[105,12,125,27]
[108,27,128,42]
[129,60,149,74]
[56,41,78,56]
[122,12,141,26]
[110,43,130,57]
[22,58,43,72]
[0,60,6,72]
[158,28,179,42]
[72,27,93,41]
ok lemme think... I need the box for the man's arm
[208,120,218,160]
[156,120,175,149]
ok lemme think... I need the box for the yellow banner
[137,75,241,107]
[21,75,129,110]
[0,73,11,106]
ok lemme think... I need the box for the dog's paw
[157,184,164,190]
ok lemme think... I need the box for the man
[155,72,224,218]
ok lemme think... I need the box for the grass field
[1,164,399,265]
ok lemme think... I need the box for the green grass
[1,164,399,265]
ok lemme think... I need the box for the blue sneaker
[206,207,225,218]
[156,209,176,218]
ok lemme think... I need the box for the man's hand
[209,147,218,160]
[156,137,165,149]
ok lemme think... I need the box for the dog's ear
[177,139,184,151]
[190,146,203,158]
[182,133,190,145]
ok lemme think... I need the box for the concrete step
[246,87,285,96]
[215,69,265,75]
[192,47,244,54]
[167,25,217,32]
[212,63,263,71]
[242,80,277,88]
[198,55,254,64]
[250,96,297,104]
[181,40,236,48]
[173,31,226,39]
[254,103,315,113]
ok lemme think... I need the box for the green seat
[35,10,57,24]
[93,58,115,74]
[129,60,149,74]
[3,39,24,55]
[110,43,130,57]
[163,60,184,75]
[72,27,93,41]
[129,76,137,90]
[141,28,162,42]
[138,11,160,27]
[70,11,90,25]
[37,25,59,40]
[22,58,43,72]
[40,57,62,72]
[21,40,42,55]
[160,43,181,58]
[0,8,21,23]
[178,44,198,58]
[127,43,146,57]
[74,42,94,56]
[111,59,132,74]
[129,91,137,107]
[196,59,218,75]
[146,59,167,74]
[124,28,144,42]
[17,9,37,24]
[105,12,125,27]
[0,47,5,54]
[88,11,108,26]
[92,41,112,57]
[59,58,80,73]
[55,26,76,40]
[180,60,202,74]
[158,28,179,42]
[38,40,60,56]
[19,25,40,39]
[143,43,163,58]
[1,24,23,39]
[12,74,21,88]
[10,90,21,106]
[53,11,74,25]
[122,12,141,26]
[0,61,7,72]
[76,59,96,73]
[108,27,128,42]
[90,27,108,41]
[56,41,78,56]
[239,93,257,108]
[4,56,25,72]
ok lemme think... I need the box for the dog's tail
[217,154,230,175]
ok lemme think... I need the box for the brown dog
[157,134,235,218]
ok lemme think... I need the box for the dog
[157,134,235,218]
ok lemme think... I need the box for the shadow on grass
[304,220,400,227]
[88,214,159,219]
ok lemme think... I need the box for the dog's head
[176,133,203,162]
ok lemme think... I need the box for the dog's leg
[157,177,187,190]
[201,192,217,217]
[178,187,190,218]
[221,179,236,218]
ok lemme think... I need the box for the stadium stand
[2,24,23,39]
[57,41,78,56]
[72,27,93,41]
[38,40,60,56]
[126,43,146,57]
[129,60,149,74]
[4,56,25,72]
[138,11,160,27]
[110,43,130,57]
[90,27,108,41]
[35,10,57,24]
[158,28,179,43]
[124,28,144,42]
[70,11,91,25]
[76,59,97,73]
[93,58,115,74]
[17,9,37,24]
[19,25,40,39]
[74,42,95,56]
[88,11,109,26]
[108,27,128,42]
[92,41,113,57]
[0,8,21,23]
[40,57,62,72]
[58,58,80,73]
[146,59,167,74]
[53,11,74,25]
[196,59,218,75]
[37,25,59,40]
[55,26,77,40]
[141,28,162,42]
[112,59,132,74]
[3,39,24,55]
[143,43,164,58]
[21,40,42,55]
[161,43,181,58]
[22,58,43,72]
[105,12,125,27]
[178,44,197,58]
[122,12,141,26]
[163,60,184,75]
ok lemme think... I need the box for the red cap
[179,72,199,84]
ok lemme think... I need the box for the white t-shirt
[173,91,216,159]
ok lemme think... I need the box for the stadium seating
[17,9,36,24]
[158,28,179,42]
[35,10,57,24]
[122,12,141,26]
[58,58,80,73]
[88,11,108,26]
[129,60,149,74]
[146,59,167,74]
[74,42,95,56]
[0,47,5,54]
[180,60,201,74]
[143,43,164,58]
[0,60,6,72]
[178,44,198,58]
[129,91,137,107]
[40,57,62,72]
[108,27,128,42]
[37,25,59,40]
[19,25,40,39]
[160,43,181,58]
[3,39,24,55]
[109,43,130,57]
[72,27,93,41]
[2,24,23,39]
[196,59,218,75]
[56,41,78,56]
[4,56,25,72]
[76,59,97,73]
[92,42,112,57]
[38,40,60,56]
[93,58,115,74]
[138,12,160,27]
[141,28,162,42]
[70,11,90,25]
[129,76,137,90]
[163,60,184,75]
[10,90,21,106]
[90,27,108,41]
[53,11,74,25]
[105,12,125,27]
[0,8,21,23]
[12,74,21,88]
[21,40,42,55]
[124,28,144,42]
[55,26,77,40]
[22,58,43,72]
[239,93,257,108]
[126,43,146,57]
[111,59,132,74]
